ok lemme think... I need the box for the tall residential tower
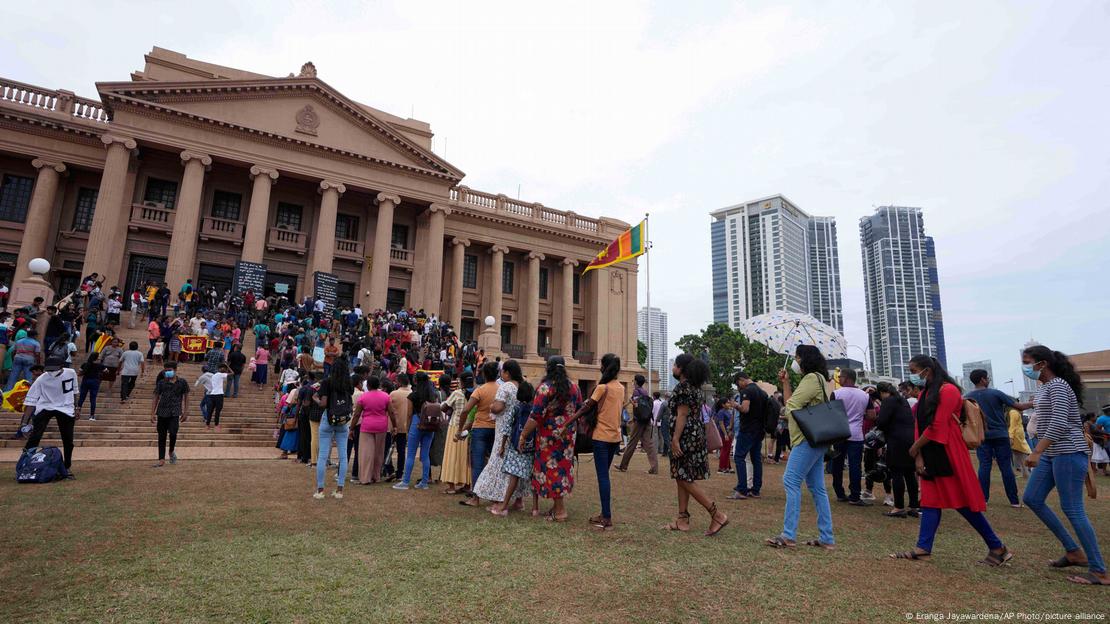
[638,306,670,391]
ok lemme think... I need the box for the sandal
[765,536,796,548]
[704,503,728,537]
[489,507,508,518]
[544,510,568,523]
[1067,572,1110,586]
[458,497,479,507]
[890,550,931,561]
[804,539,836,550]
[662,511,691,532]
[979,547,1014,567]
[1050,554,1088,568]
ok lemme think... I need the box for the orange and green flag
[583,219,646,273]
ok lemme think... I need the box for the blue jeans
[470,427,496,487]
[592,440,620,518]
[6,354,35,391]
[780,441,835,544]
[829,439,864,501]
[316,416,350,490]
[977,437,1019,505]
[199,395,211,424]
[78,379,100,417]
[733,430,764,495]
[401,422,435,486]
[916,507,1002,552]
[228,373,240,398]
[1024,452,1106,573]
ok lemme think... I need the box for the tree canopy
[674,323,791,397]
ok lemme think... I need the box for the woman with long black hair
[394,371,440,489]
[873,381,918,518]
[518,355,582,522]
[662,354,728,536]
[890,355,1011,565]
[312,356,354,500]
[572,353,624,530]
[1020,345,1107,586]
[472,360,526,504]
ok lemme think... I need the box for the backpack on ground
[16,446,69,483]
[418,402,446,431]
[959,398,985,449]
[763,393,782,435]
[633,393,653,424]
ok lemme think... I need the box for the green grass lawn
[1,453,1106,623]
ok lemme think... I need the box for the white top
[314,300,326,312]
[107,299,122,314]
[207,372,228,396]
[279,368,300,387]
[24,368,79,417]
[189,318,205,334]
[195,372,213,394]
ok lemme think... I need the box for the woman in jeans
[662,354,728,536]
[572,353,624,530]
[767,345,835,549]
[312,357,353,500]
[1020,345,1107,586]
[393,372,442,490]
[78,351,105,421]
[890,355,1011,565]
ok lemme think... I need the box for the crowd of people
[5,276,1109,586]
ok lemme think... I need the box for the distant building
[1065,348,1110,413]
[710,194,843,332]
[638,306,670,391]
[961,360,994,392]
[860,205,946,379]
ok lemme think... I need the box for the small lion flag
[582,219,646,273]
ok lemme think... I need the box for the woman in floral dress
[662,354,729,536]
[472,361,526,504]
[519,356,582,522]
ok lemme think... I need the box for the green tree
[674,323,793,397]
[637,340,647,367]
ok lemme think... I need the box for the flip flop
[1050,555,1088,568]
[765,536,796,548]
[544,511,567,523]
[890,550,931,561]
[979,547,1014,567]
[1068,573,1110,586]
[804,539,836,550]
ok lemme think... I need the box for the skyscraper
[638,306,670,391]
[710,195,843,332]
[860,206,947,379]
[962,359,994,391]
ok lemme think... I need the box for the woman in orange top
[574,353,625,530]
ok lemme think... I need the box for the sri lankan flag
[583,220,646,273]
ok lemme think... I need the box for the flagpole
[645,213,652,400]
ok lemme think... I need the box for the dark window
[275,202,303,230]
[143,177,178,209]
[463,254,478,289]
[0,174,34,223]
[386,288,406,312]
[500,323,512,345]
[460,319,476,342]
[391,224,409,249]
[335,214,359,240]
[71,187,98,232]
[539,267,549,299]
[211,190,242,221]
[502,260,514,294]
[573,272,581,304]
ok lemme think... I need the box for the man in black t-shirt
[728,371,767,499]
[151,361,189,467]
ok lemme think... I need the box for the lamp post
[847,344,869,372]
[10,257,55,308]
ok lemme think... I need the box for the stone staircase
[0,322,280,448]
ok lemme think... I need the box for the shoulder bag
[790,374,850,448]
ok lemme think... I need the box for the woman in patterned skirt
[473,360,529,505]
[492,380,538,517]
[519,356,582,522]
[662,354,729,536]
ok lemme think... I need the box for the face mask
[790,360,802,375]
[908,373,926,387]
[164,370,175,378]
[1022,363,1040,380]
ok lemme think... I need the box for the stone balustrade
[449,185,600,234]
[0,77,110,123]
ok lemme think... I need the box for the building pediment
[96,79,464,183]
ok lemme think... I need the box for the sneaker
[313,491,325,499]
[392,482,410,490]
[332,491,344,499]
[170,452,178,465]
[87,417,97,421]
[860,491,876,501]
[414,482,429,490]
[883,495,894,507]
[849,499,873,507]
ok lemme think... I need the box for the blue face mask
[908,373,926,387]
[164,370,175,378]
[1022,363,1039,380]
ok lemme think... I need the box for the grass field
[1,452,1106,623]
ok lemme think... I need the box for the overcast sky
[4,1,1109,388]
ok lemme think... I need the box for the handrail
[0,77,110,123]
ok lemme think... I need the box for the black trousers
[157,416,180,460]
[891,465,920,509]
[208,395,225,426]
[347,427,359,478]
[297,416,313,463]
[121,375,137,401]
[25,410,75,469]
[393,432,407,480]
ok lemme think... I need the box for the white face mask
[791,360,802,374]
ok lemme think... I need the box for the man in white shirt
[22,356,80,473]
[206,364,229,431]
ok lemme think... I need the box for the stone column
[241,165,278,263]
[487,245,509,330]
[524,251,545,359]
[560,257,578,357]
[164,151,212,289]
[447,237,469,328]
[309,180,345,277]
[12,159,67,286]
[423,203,451,316]
[366,192,399,310]
[82,134,136,282]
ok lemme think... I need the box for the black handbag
[919,441,952,479]
[791,374,851,448]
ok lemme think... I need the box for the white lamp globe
[28,258,50,276]
[484,315,496,328]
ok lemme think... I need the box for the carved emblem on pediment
[295,105,320,136]
[298,62,317,78]
[610,271,624,295]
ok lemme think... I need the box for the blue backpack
[16,447,69,483]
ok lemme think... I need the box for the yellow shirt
[1008,408,1031,454]
[783,372,827,448]
[590,380,625,443]
[471,382,498,429]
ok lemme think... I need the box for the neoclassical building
[0,47,640,385]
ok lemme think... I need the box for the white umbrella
[740,311,847,360]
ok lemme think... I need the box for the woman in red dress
[890,355,1013,565]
